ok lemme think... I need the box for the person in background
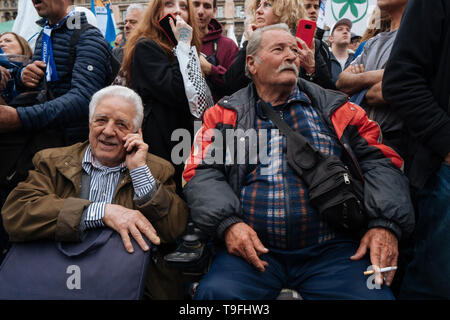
[223,0,334,96]
[114,32,124,48]
[121,0,213,196]
[112,3,146,63]
[301,0,331,68]
[354,6,391,58]
[0,32,33,104]
[336,0,408,159]
[349,33,361,53]
[383,0,450,299]
[328,19,354,85]
[193,0,238,102]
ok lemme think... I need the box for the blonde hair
[246,0,307,32]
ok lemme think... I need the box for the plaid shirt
[240,87,342,249]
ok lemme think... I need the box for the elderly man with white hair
[1,85,189,299]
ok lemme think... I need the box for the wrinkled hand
[351,227,398,286]
[103,203,160,253]
[123,128,148,171]
[224,222,269,272]
[0,66,11,90]
[21,60,46,88]
[296,37,315,75]
[170,14,192,45]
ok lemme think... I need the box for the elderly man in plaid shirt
[182,24,414,300]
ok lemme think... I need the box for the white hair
[89,86,144,131]
[245,23,292,78]
[126,3,147,16]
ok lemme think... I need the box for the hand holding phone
[159,13,178,46]
[123,129,148,171]
[295,19,317,49]
[171,14,193,45]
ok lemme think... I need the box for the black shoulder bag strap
[68,23,95,71]
[68,23,120,85]
[259,99,366,232]
[80,171,91,200]
[259,99,322,171]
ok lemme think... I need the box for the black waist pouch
[260,100,367,232]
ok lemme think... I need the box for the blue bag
[0,229,150,300]
[0,173,151,300]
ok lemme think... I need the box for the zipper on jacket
[282,138,292,249]
[278,108,292,249]
[327,112,364,181]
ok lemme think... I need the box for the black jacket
[129,39,194,195]
[15,14,112,144]
[183,79,415,241]
[383,0,450,189]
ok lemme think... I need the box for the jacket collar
[202,18,223,43]
[219,78,349,122]
[36,11,88,29]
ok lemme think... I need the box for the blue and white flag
[91,0,117,47]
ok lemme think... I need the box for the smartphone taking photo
[295,19,317,49]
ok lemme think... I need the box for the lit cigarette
[364,266,397,276]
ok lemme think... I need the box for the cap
[332,18,352,33]
[351,32,361,40]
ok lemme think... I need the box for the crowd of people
[0,0,448,300]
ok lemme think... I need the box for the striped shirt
[81,146,157,229]
[240,86,342,249]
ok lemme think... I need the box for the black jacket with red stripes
[183,79,414,241]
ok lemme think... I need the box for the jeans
[194,238,394,300]
[400,162,450,299]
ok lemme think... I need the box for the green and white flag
[324,0,378,36]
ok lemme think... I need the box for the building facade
[3,1,248,42]
[0,0,18,22]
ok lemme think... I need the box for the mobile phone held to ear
[159,13,178,46]
[295,19,317,49]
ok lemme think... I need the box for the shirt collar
[255,83,312,120]
[82,145,127,174]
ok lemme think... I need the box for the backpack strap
[68,23,96,71]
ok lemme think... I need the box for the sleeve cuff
[216,216,244,240]
[82,202,106,230]
[368,218,402,240]
[130,165,158,200]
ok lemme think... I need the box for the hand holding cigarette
[364,266,398,276]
